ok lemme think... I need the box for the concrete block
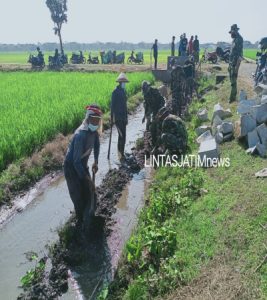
[218,122,234,135]
[255,103,267,124]
[213,103,225,120]
[261,95,267,104]
[212,115,223,127]
[256,143,267,158]
[196,130,213,144]
[222,108,233,119]
[256,123,267,146]
[197,108,209,122]
[247,129,260,148]
[223,133,234,142]
[198,138,220,166]
[240,114,257,137]
[215,132,224,144]
[195,125,211,137]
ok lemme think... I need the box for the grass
[106,76,267,299]
[0,71,154,172]
[243,49,258,61]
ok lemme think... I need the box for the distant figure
[171,36,175,56]
[228,24,243,103]
[180,33,188,56]
[178,35,183,56]
[188,36,194,55]
[36,47,43,61]
[152,39,158,69]
[193,35,200,63]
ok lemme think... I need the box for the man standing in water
[111,73,129,161]
[228,24,243,103]
[64,104,102,229]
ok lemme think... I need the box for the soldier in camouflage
[151,107,188,155]
[170,65,186,116]
[228,24,243,103]
[142,81,165,130]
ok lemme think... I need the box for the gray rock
[239,90,247,101]
[215,132,224,144]
[246,146,257,155]
[222,108,233,119]
[256,123,267,146]
[256,143,267,158]
[261,95,267,104]
[254,83,267,95]
[255,168,267,177]
[195,125,211,137]
[218,122,234,135]
[212,115,223,127]
[240,114,257,137]
[196,130,213,144]
[247,129,260,148]
[198,138,220,166]
[213,103,225,120]
[237,99,260,116]
[223,133,234,142]
[255,103,267,124]
[197,108,209,122]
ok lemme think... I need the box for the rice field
[0,71,154,171]
[243,49,258,60]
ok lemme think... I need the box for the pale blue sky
[0,0,266,44]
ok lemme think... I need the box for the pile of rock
[235,87,267,158]
[195,103,234,164]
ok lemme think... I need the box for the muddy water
[0,105,147,300]
[61,168,152,300]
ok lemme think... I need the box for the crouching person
[64,104,102,229]
[151,107,188,156]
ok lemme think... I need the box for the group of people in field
[151,34,200,69]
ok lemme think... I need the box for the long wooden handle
[107,122,113,160]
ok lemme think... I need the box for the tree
[45,0,67,53]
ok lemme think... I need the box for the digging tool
[107,119,113,160]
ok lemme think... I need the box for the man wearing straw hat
[111,72,129,160]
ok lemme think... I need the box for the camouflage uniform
[151,113,187,155]
[161,114,188,154]
[143,87,165,130]
[170,66,186,116]
[228,29,243,102]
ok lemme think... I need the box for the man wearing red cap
[111,73,129,160]
[64,104,102,228]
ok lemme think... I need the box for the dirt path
[0,62,166,73]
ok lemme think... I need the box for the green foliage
[20,257,46,288]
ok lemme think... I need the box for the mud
[17,133,152,300]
